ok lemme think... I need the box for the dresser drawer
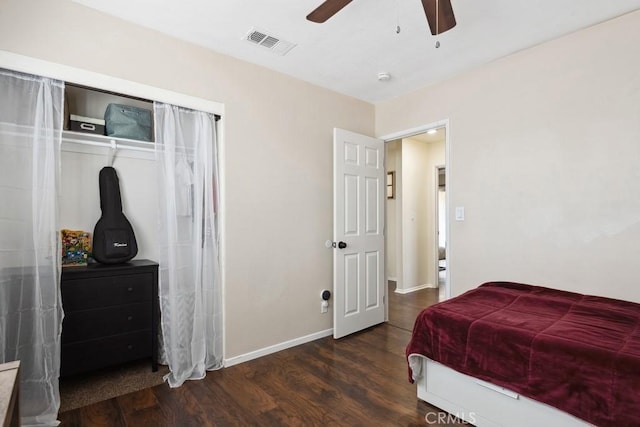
[62,273,152,311]
[59,260,159,377]
[62,302,152,343]
[61,330,152,377]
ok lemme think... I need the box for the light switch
[455,207,465,221]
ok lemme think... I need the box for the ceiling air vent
[245,28,296,56]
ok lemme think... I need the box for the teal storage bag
[105,103,152,141]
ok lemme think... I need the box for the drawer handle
[475,379,519,400]
[127,344,133,350]
[127,287,133,292]
[127,316,133,321]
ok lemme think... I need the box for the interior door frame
[379,119,451,301]
[434,164,446,289]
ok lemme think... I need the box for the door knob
[325,240,348,249]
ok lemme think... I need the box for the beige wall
[399,138,444,291]
[376,10,640,302]
[0,0,374,358]
[400,138,429,290]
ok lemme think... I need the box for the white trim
[434,164,445,291]
[0,50,224,115]
[395,283,435,294]
[223,329,333,367]
[217,113,227,366]
[444,123,451,300]
[387,276,398,282]
[378,120,449,142]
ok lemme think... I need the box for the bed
[406,282,640,427]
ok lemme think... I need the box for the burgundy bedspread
[406,282,640,427]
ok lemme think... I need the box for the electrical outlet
[321,301,328,314]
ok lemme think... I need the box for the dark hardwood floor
[59,284,453,426]
[387,281,440,332]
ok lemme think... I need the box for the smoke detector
[245,28,296,56]
[377,72,391,82]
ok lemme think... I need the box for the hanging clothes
[154,102,222,387]
[0,69,64,426]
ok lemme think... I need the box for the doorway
[383,122,449,330]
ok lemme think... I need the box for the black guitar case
[92,166,138,264]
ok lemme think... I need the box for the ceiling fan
[306,0,456,35]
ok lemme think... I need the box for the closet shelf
[62,130,155,153]
[2,123,162,159]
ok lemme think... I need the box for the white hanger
[107,139,117,166]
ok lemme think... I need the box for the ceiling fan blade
[306,0,353,23]
[421,0,456,35]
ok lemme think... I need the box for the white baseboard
[223,328,333,367]
[395,283,436,294]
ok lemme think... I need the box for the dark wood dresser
[60,259,159,377]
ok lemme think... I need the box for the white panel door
[333,128,385,339]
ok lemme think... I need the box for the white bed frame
[412,356,593,427]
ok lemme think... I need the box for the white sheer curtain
[154,102,222,387]
[0,69,64,425]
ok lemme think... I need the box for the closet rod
[62,135,155,153]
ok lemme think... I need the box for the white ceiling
[72,0,640,103]
[411,127,445,144]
